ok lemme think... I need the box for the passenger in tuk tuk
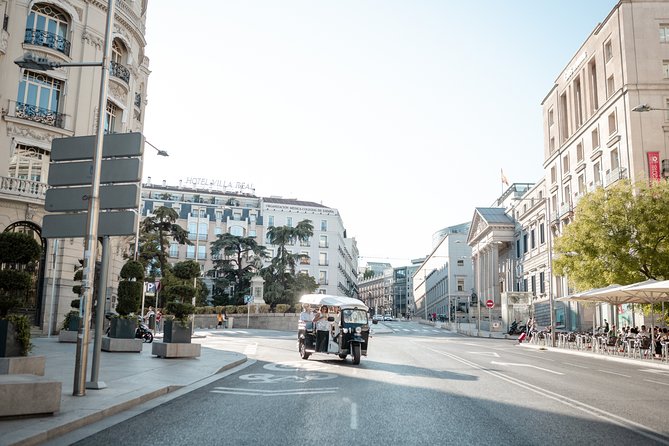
[313,305,330,352]
[299,304,313,323]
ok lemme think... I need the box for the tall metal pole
[88,236,110,389]
[73,0,115,397]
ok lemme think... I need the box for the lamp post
[14,0,116,396]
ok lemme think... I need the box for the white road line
[468,352,500,358]
[563,362,589,369]
[491,361,564,375]
[211,387,338,397]
[644,379,669,387]
[427,347,669,445]
[350,402,358,429]
[598,369,631,378]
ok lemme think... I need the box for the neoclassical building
[0,0,150,333]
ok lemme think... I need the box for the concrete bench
[0,374,61,417]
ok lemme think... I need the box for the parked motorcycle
[136,318,154,343]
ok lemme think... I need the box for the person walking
[217,312,223,329]
[313,305,330,352]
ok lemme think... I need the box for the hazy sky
[142,0,617,267]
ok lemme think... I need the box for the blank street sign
[48,158,141,186]
[42,211,138,238]
[45,184,140,212]
[51,133,144,161]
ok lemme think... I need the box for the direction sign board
[486,299,495,309]
[42,211,137,238]
[47,158,141,186]
[51,132,144,161]
[45,184,140,212]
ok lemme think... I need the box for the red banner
[648,151,661,182]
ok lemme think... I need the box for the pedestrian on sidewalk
[217,312,223,329]
[155,309,162,333]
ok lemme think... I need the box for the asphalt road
[61,321,669,446]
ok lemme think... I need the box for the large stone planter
[0,319,21,357]
[163,319,192,343]
[109,317,137,339]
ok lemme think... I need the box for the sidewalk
[0,331,247,446]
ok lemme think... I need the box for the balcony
[0,176,47,201]
[134,92,141,108]
[604,167,627,187]
[110,61,130,83]
[13,101,65,129]
[24,28,71,56]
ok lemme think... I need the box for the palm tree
[139,206,191,277]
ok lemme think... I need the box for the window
[319,235,328,248]
[232,211,241,221]
[578,173,585,195]
[523,233,528,254]
[661,24,669,43]
[549,136,555,153]
[604,40,613,62]
[215,210,222,220]
[576,142,584,163]
[457,259,464,267]
[591,127,600,149]
[105,100,120,133]
[539,272,546,294]
[300,251,310,265]
[249,229,256,237]
[320,220,327,231]
[286,217,293,227]
[559,92,569,140]
[186,245,206,260]
[24,4,70,55]
[531,276,536,295]
[229,225,243,236]
[607,75,615,98]
[608,111,617,135]
[8,145,46,184]
[548,108,554,126]
[319,271,328,285]
[169,243,178,258]
[588,58,599,112]
[574,76,583,127]
[110,39,130,83]
[550,165,557,184]
[562,154,570,173]
[249,214,256,224]
[319,252,328,266]
[16,71,63,127]
[593,161,602,185]
[539,223,545,244]
[214,227,222,236]
[523,278,528,292]
[457,279,464,292]
[564,184,571,203]
[268,216,274,227]
[530,229,536,249]
[663,61,669,79]
[611,148,620,171]
[516,240,521,258]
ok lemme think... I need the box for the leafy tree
[161,260,199,322]
[363,269,375,280]
[0,232,42,317]
[263,220,317,308]
[138,206,191,277]
[553,179,669,290]
[209,234,267,305]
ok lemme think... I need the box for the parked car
[372,314,384,324]
[383,315,394,321]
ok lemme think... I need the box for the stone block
[0,355,46,375]
[58,330,78,343]
[152,342,201,358]
[0,374,61,417]
[102,337,143,352]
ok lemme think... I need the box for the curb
[519,343,669,370]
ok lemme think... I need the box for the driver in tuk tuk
[299,304,313,323]
[313,305,330,352]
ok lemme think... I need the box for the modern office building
[0,0,150,333]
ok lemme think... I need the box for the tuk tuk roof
[299,294,369,311]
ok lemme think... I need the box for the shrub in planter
[61,299,81,331]
[109,260,144,338]
[0,232,41,357]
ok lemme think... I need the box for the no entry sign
[485,299,494,309]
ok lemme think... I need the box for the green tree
[161,260,199,321]
[263,220,316,308]
[138,206,191,277]
[209,234,267,305]
[553,179,669,291]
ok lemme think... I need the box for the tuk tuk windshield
[342,309,368,324]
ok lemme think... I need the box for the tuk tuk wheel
[351,343,361,365]
[299,340,310,360]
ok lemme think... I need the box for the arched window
[16,71,64,128]
[24,3,70,55]
[105,100,120,133]
[110,39,130,83]
[9,145,47,183]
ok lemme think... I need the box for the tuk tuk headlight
[342,328,349,334]
[355,327,362,334]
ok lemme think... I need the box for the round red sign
[485,299,494,309]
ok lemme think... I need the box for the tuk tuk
[297,294,370,365]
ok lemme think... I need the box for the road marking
[211,386,338,396]
[598,369,631,378]
[244,343,257,355]
[644,379,669,387]
[563,362,589,369]
[491,361,564,375]
[240,373,337,383]
[351,402,358,429]
[468,352,500,358]
[428,347,669,445]
[639,369,669,376]
[264,361,328,372]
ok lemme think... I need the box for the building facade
[0,0,150,333]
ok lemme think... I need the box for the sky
[142,0,617,267]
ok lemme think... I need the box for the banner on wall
[648,151,661,181]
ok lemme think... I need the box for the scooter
[136,318,154,343]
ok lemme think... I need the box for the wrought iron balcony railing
[134,92,141,107]
[110,61,130,83]
[0,176,48,200]
[14,101,65,128]
[24,28,71,56]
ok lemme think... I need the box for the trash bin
[227,317,233,329]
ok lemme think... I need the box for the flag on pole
[501,169,510,187]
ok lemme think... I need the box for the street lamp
[631,104,669,113]
[14,0,115,396]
